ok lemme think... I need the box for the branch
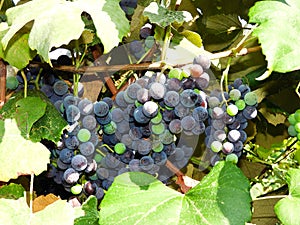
[0,59,6,109]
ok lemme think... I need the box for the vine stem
[0,59,6,109]
[20,70,28,98]
[220,57,232,104]
[296,81,300,98]
[161,25,172,62]
[29,173,34,222]
[252,195,286,201]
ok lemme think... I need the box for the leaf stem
[252,195,286,201]
[29,172,34,215]
[220,57,232,105]
[0,0,4,11]
[161,25,172,62]
[34,68,43,90]
[20,70,28,98]
[296,81,300,98]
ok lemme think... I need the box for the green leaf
[0,197,84,225]
[74,196,99,225]
[0,183,25,199]
[275,168,300,225]
[15,97,47,138]
[144,2,192,28]
[0,119,50,182]
[249,0,300,74]
[0,28,36,69]
[99,161,251,225]
[2,0,129,64]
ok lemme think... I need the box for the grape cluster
[288,109,300,140]
[205,78,258,165]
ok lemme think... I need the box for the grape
[295,123,300,132]
[133,106,150,124]
[66,105,80,123]
[162,109,176,123]
[136,88,149,103]
[71,154,88,171]
[174,147,185,161]
[145,35,155,48]
[222,142,234,154]
[181,78,195,90]
[238,84,251,96]
[63,168,80,184]
[143,101,158,118]
[239,130,247,143]
[244,92,258,106]
[222,113,235,124]
[78,98,94,115]
[193,121,206,135]
[181,116,196,131]
[164,91,180,108]
[225,153,238,164]
[59,148,74,164]
[83,181,96,195]
[96,167,109,180]
[189,64,204,78]
[95,112,112,125]
[129,126,143,140]
[159,130,174,145]
[233,141,243,152]
[103,121,117,135]
[166,78,182,91]
[152,140,164,152]
[233,78,243,89]
[229,89,241,101]
[140,23,153,39]
[151,122,165,135]
[102,133,119,145]
[163,143,176,156]
[168,119,182,134]
[104,154,120,168]
[115,91,128,108]
[227,130,241,142]
[140,124,151,137]
[152,151,167,165]
[71,184,82,195]
[94,101,109,117]
[193,106,208,121]
[116,120,130,133]
[6,76,19,90]
[77,128,91,142]
[82,115,97,130]
[136,139,152,155]
[194,72,210,89]
[125,83,141,100]
[40,84,54,97]
[288,114,296,125]
[149,82,166,100]
[151,112,162,124]
[242,106,257,119]
[63,95,80,109]
[57,158,70,170]
[213,129,226,142]
[123,91,135,104]
[226,104,239,116]
[102,97,113,109]
[139,156,154,170]
[212,119,225,130]
[85,159,97,173]
[102,179,114,190]
[211,141,223,153]
[168,68,183,80]
[212,107,224,119]
[129,40,143,54]
[79,141,95,156]
[288,125,297,136]
[53,80,69,96]
[295,109,300,122]
[235,99,246,110]
[239,121,248,130]
[111,108,124,123]
[129,159,141,171]
[174,103,190,118]
[207,96,220,108]
[180,89,198,108]
[193,54,211,70]
[65,135,79,150]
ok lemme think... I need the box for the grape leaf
[15,97,47,138]
[274,168,300,225]
[2,0,129,64]
[0,183,25,199]
[144,2,192,28]
[0,197,84,225]
[0,119,50,182]
[99,161,252,225]
[0,27,36,69]
[249,0,300,75]
[74,196,99,225]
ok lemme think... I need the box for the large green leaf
[99,161,252,225]
[275,168,300,225]
[0,119,50,182]
[2,0,129,64]
[74,196,99,225]
[0,27,36,69]
[0,183,25,199]
[249,0,300,75]
[0,197,84,225]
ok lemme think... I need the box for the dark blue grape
[59,148,74,164]
[94,101,109,117]
[139,156,154,171]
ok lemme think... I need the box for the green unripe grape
[145,36,155,49]
[226,104,239,116]
[71,184,82,195]
[77,128,91,142]
[225,154,238,164]
[135,100,143,107]
[298,132,300,141]
[168,68,183,80]
[229,89,241,101]
[114,142,126,154]
[6,76,19,90]
[235,99,246,110]
[94,153,104,163]
[181,69,190,78]
[244,92,258,106]
[152,141,164,152]
[288,114,296,125]
[151,112,162,124]
[211,140,223,153]
[103,121,117,135]
[294,109,300,122]
[294,122,300,133]
[151,123,165,135]
[288,125,297,137]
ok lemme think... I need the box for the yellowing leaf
[0,119,50,182]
